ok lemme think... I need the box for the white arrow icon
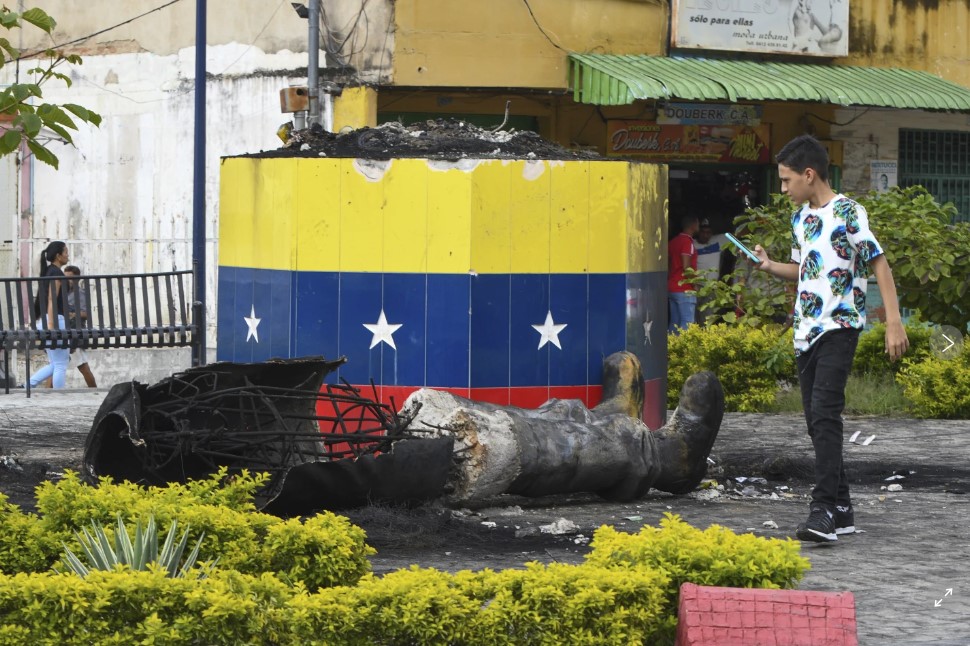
[942,334,955,353]
[934,587,955,607]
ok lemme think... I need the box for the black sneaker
[796,504,838,543]
[835,505,855,535]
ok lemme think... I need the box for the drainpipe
[192,0,207,366]
[308,0,320,126]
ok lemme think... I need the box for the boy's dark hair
[776,134,829,182]
[680,214,699,230]
[64,265,81,276]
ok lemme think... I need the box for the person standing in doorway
[693,218,729,324]
[751,134,908,543]
[668,215,699,334]
[29,241,71,389]
[64,265,98,388]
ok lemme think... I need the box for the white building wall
[2,38,327,387]
[830,107,970,195]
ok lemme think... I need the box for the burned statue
[404,352,723,504]
[82,353,723,515]
[82,357,455,515]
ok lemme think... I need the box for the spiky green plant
[59,514,215,579]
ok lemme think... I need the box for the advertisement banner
[870,160,897,193]
[606,122,771,164]
[657,102,763,126]
[671,0,849,57]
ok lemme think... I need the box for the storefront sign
[606,121,771,163]
[870,160,897,193]
[658,102,762,125]
[670,0,849,57]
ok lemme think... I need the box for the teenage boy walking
[752,135,909,542]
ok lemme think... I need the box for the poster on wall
[870,160,897,193]
[606,121,771,164]
[670,0,849,57]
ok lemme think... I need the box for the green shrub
[0,569,293,645]
[717,187,970,331]
[0,494,50,574]
[586,512,809,643]
[264,514,373,591]
[285,563,671,645]
[667,323,795,412]
[0,513,808,645]
[23,470,374,587]
[897,345,970,419]
[477,563,670,645]
[853,321,933,376]
[59,514,213,579]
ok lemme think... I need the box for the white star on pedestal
[532,310,567,350]
[363,310,403,350]
[244,305,261,343]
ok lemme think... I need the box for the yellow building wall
[392,0,667,88]
[391,0,970,91]
[220,157,666,275]
[844,0,970,88]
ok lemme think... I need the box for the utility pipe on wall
[308,0,320,126]
[192,0,207,365]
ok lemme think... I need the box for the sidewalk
[1,390,969,644]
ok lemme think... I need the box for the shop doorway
[667,165,768,238]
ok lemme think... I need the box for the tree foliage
[0,7,101,169]
[694,186,970,331]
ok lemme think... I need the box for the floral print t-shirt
[790,194,884,355]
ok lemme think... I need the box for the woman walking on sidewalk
[28,241,71,389]
[64,265,97,388]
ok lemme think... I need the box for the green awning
[569,54,970,111]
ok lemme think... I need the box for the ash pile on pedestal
[249,119,600,161]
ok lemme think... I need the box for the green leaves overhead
[0,6,100,169]
[19,7,57,34]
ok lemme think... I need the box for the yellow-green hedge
[0,563,669,645]
[586,513,810,643]
[852,321,933,376]
[0,569,293,645]
[667,324,795,412]
[1,470,374,589]
[0,510,812,645]
[897,343,970,419]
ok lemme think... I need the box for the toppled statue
[404,351,724,504]
[82,353,723,514]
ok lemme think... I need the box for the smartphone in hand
[725,233,762,264]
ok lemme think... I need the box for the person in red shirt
[668,215,699,333]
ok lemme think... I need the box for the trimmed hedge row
[898,341,970,419]
[668,321,970,418]
[0,507,810,645]
[667,323,795,412]
[0,470,373,589]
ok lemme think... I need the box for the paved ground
[2,389,969,645]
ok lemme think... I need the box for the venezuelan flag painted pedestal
[217,157,669,429]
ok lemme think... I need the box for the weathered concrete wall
[1,2,321,386]
[829,108,970,195]
[844,0,970,88]
[12,1,309,55]
[391,0,667,88]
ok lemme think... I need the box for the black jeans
[796,329,860,510]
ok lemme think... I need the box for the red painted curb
[676,583,858,646]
